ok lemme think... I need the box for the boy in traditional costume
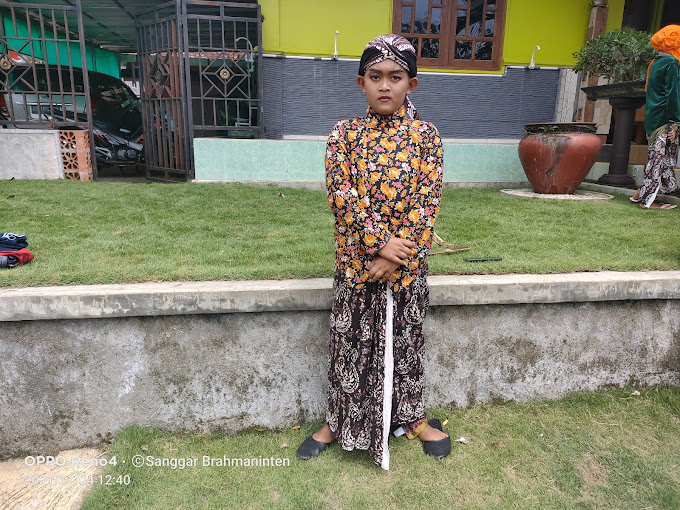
[297,35,450,470]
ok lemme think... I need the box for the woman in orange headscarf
[630,25,680,209]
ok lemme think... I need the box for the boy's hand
[367,256,400,282]
[377,236,416,265]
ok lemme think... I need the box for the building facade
[255,0,635,141]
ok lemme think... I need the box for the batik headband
[359,34,418,78]
[359,34,420,120]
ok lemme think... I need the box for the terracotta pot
[518,122,603,194]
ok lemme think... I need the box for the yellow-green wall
[260,0,392,57]
[606,0,625,33]
[260,0,629,68]
[503,0,615,67]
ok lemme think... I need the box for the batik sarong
[639,123,679,208]
[325,271,429,470]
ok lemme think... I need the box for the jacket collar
[364,105,407,129]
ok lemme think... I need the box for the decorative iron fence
[136,0,262,181]
[0,0,97,176]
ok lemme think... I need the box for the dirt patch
[0,448,105,509]
[577,452,609,486]
[503,464,527,485]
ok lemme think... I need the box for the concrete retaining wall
[1,271,679,459]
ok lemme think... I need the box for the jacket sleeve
[398,124,443,264]
[325,121,392,255]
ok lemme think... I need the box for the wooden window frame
[392,0,506,71]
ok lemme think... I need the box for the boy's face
[357,60,418,116]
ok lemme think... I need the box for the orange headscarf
[646,25,680,88]
[650,24,680,61]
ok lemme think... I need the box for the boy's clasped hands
[367,236,416,282]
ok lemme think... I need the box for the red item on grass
[0,248,34,266]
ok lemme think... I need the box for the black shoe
[429,418,444,431]
[422,418,451,459]
[297,435,333,460]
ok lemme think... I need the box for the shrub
[572,27,655,83]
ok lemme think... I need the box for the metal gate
[136,0,262,181]
[0,0,97,176]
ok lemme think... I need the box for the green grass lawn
[80,388,680,510]
[0,180,678,288]
[4,181,678,508]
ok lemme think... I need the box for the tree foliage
[572,28,656,83]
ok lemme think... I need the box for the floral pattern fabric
[639,123,679,208]
[325,105,443,291]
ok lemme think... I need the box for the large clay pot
[518,122,603,194]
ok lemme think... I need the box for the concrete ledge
[2,271,680,322]
[192,179,531,190]
[193,179,327,190]
[429,271,680,305]
[280,135,522,145]
[0,278,334,321]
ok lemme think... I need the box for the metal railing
[0,0,96,176]
[136,0,262,181]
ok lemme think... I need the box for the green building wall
[1,11,120,78]
[194,138,525,185]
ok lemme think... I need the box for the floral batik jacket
[325,105,443,291]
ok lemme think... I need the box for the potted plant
[571,27,656,186]
[573,27,655,97]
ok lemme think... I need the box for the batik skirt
[325,271,429,470]
[639,123,679,208]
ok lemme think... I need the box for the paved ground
[0,448,105,510]
[95,163,147,183]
